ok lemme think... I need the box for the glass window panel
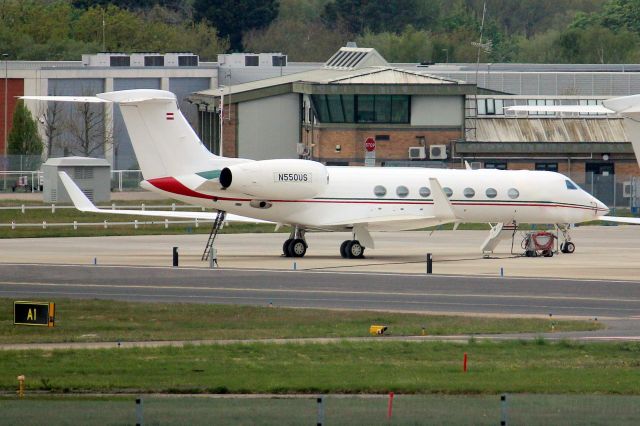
[486,188,497,198]
[508,188,520,199]
[396,185,409,198]
[375,95,391,122]
[419,187,431,197]
[311,95,330,123]
[391,95,409,123]
[443,187,453,198]
[495,99,504,115]
[327,95,345,122]
[342,95,354,122]
[357,95,375,122]
[374,185,387,197]
[477,99,486,115]
[463,187,475,198]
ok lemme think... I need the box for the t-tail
[22,89,238,180]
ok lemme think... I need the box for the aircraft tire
[347,240,365,259]
[290,239,307,257]
[283,239,293,257]
[564,242,575,254]
[340,240,350,258]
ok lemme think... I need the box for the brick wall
[0,79,25,155]
[313,127,462,164]
[221,103,238,158]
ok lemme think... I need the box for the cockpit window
[565,180,578,190]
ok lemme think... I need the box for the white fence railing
[0,170,145,193]
[0,219,213,230]
[0,203,206,212]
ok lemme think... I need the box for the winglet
[58,172,99,212]
[464,161,472,170]
[429,177,457,220]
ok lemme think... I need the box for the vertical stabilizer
[97,90,216,179]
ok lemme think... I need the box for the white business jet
[22,90,640,259]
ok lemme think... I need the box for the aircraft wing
[58,172,269,223]
[597,216,640,225]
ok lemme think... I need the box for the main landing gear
[339,239,365,259]
[283,227,308,258]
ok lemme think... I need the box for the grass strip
[1,340,640,394]
[0,298,600,344]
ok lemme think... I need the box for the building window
[109,56,130,67]
[375,135,390,141]
[527,99,555,116]
[178,55,198,66]
[463,187,475,198]
[244,55,259,66]
[144,56,164,67]
[272,55,286,67]
[310,95,410,124]
[477,98,504,116]
[484,161,507,170]
[535,162,558,172]
[396,185,409,198]
[486,188,497,198]
[419,187,431,197]
[579,99,603,116]
[374,185,387,197]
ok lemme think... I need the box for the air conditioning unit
[623,181,633,198]
[408,146,426,160]
[429,144,447,160]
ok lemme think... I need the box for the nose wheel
[340,240,365,259]
[557,224,576,254]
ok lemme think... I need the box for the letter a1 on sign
[365,137,376,152]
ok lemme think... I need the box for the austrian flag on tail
[166,112,174,120]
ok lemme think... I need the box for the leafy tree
[7,101,43,169]
[243,18,350,62]
[193,0,279,51]
[355,26,433,63]
[322,0,423,34]
[599,0,640,34]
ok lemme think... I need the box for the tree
[356,26,434,63]
[193,0,278,51]
[322,0,423,34]
[64,102,113,158]
[243,19,351,62]
[7,101,43,170]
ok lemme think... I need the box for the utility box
[42,157,111,203]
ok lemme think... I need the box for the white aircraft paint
[24,89,640,258]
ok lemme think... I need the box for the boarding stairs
[481,222,518,254]
[201,211,226,261]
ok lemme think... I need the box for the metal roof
[43,156,111,166]
[196,66,459,98]
[324,47,388,70]
[474,117,628,143]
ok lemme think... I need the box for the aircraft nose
[593,197,609,215]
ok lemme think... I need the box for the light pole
[218,86,225,157]
[2,53,8,158]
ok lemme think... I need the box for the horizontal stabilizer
[597,215,640,225]
[58,172,269,223]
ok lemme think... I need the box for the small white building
[42,157,111,203]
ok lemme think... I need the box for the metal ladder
[201,211,226,261]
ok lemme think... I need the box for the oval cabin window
[508,188,520,199]
[419,187,431,197]
[396,185,409,198]
[463,187,475,198]
[486,188,497,198]
[374,185,387,197]
[443,187,453,198]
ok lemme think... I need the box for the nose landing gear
[557,224,576,254]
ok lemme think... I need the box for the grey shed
[42,157,111,203]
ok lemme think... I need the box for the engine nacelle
[219,159,328,200]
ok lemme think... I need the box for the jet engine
[219,159,328,200]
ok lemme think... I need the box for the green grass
[0,200,286,238]
[0,298,600,344]
[2,340,640,394]
[2,394,640,425]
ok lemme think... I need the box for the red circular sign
[365,137,376,152]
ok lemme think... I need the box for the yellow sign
[14,301,55,327]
